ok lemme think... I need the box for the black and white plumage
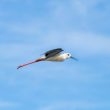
[45,48,64,58]
[17,48,77,69]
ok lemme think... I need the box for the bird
[17,48,78,69]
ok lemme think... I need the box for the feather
[45,48,64,58]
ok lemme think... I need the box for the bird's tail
[17,58,45,69]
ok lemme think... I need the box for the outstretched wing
[45,48,64,58]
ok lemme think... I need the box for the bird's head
[65,53,78,61]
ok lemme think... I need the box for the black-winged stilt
[17,48,77,69]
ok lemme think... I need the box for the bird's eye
[67,54,70,56]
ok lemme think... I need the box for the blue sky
[0,0,110,110]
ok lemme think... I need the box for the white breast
[46,54,66,62]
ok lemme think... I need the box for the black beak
[71,56,78,61]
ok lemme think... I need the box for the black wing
[45,48,64,58]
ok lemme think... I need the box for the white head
[65,53,72,59]
[64,53,78,61]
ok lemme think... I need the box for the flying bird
[17,48,77,69]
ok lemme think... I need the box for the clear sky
[0,0,110,110]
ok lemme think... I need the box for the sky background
[0,0,110,110]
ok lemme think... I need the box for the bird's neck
[61,53,68,59]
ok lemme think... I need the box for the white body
[17,52,77,69]
[46,53,70,62]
